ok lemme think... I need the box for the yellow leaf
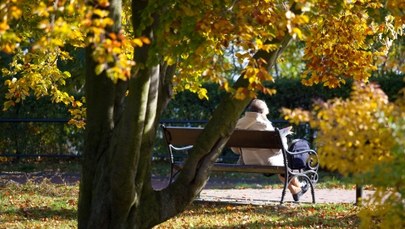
[95,64,106,75]
[292,27,303,40]
[234,88,247,100]
[133,38,143,47]
[223,81,230,92]
[3,100,15,110]
[255,39,263,49]
[164,56,175,65]
[141,36,150,44]
[10,6,22,19]
[2,44,14,54]
[38,20,49,29]
[197,88,209,100]
[93,9,110,18]
[0,21,10,32]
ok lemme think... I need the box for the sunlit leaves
[285,9,310,40]
[1,0,403,127]
[284,82,397,175]
[282,80,405,227]
[356,87,405,228]
[387,0,405,27]
[299,0,404,88]
[0,0,23,53]
[2,49,76,110]
[0,0,149,128]
[358,117,405,228]
[68,97,86,129]
[90,31,141,83]
[161,0,291,99]
[1,0,87,119]
[303,12,379,88]
[82,2,142,83]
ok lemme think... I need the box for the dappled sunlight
[155,202,359,228]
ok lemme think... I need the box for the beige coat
[231,112,284,166]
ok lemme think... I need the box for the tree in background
[283,82,405,228]
[1,0,404,228]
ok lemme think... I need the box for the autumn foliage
[283,82,405,227]
[0,0,148,127]
[1,0,405,227]
[1,0,404,109]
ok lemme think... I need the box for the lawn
[0,180,360,228]
[0,180,78,228]
[0,159,361,228]
[155,202,359,228]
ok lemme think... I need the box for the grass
[0,181,360,229]
[0,159,362,228]
[0,180,78,228]
[155,202,360,228]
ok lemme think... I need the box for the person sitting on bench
[232,99,309,201]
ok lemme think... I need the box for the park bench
[162,126,319,204]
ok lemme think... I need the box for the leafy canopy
[1,0,404,111]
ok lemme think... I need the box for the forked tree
[1,0,403,228]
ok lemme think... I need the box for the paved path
[152,177,374,205]
[197,188,374,205]
[1,172,374,205]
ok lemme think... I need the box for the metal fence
[0,118,315,160]
[0,118,82,158]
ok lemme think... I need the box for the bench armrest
[169,144,193,151]
[167,144,193,163]
[286,148,319,172]
[286,149,317,155]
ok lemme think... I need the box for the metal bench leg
[280,174,289,204]
[303,176,316,204]
[355,185,363,206]
[310,181,316,203]
[292,174,316,203]
[168,166,181,187]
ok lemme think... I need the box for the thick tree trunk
[78,46,118,228]
[78,47,164,229]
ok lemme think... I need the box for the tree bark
[78,46,117,228]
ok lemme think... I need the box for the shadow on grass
[2,207,77,221]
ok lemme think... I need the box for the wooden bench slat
[163,126,284,149]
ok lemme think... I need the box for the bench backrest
[162,126,284,149]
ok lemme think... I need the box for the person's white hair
[248,99,269,115]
